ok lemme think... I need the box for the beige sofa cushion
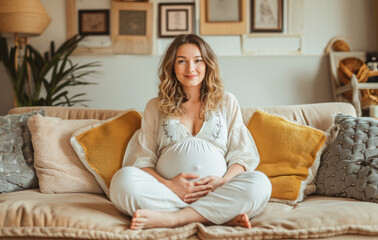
[27,115,103,194]
[0,190,377,239]
[0,189,197,239]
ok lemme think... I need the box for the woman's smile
[184,74,198,79]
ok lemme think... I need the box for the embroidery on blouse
[212,111,222,141]
[163,112,222,142]
[162,118,174,142]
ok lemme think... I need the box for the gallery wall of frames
[67,0,302,55]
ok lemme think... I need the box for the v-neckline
[178,116,206,137]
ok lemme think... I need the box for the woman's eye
[177,60,185,64]
[195,59,203,63]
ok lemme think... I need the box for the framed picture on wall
[158,3,195,38]
[111,1,153,54]
[206,0,241,22]
[78,10,109,35]
[200,0,246,35]
[251,0,283,32]
[66,0,113,54]
[119,10,147,36]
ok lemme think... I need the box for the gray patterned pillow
[316,114,378,202]
[0,109,45,193]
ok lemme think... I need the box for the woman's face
[174,43,206,92]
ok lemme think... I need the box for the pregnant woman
[109,34,272,230]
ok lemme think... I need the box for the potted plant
[0,34,100,107]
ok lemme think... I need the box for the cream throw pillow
[27,115,103,194]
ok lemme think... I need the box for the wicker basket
[361,70,378,108]
[332,40,350,52]
[337,57,369,100]
[361,89,378,109]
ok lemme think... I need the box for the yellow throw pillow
[71,110,141,197]
[247,111,326,203]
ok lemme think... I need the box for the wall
[0,0,376,115]
[375,0,378,51]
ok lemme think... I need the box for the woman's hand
[166,173,213,203]
[194,176,226,192]
[182,176,226,203]
[185,164,246,202]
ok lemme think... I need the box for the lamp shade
[0,0,51,37]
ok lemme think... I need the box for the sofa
[1,102,377,240]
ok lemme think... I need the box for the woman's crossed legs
[109,167,272,230]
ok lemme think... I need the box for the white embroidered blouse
[123,92,260,179]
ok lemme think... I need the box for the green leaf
[3,34,99,107]
[51,90,69,103]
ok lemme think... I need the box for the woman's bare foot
[130,209,176,230]
[130,209,251,230]
[225,213,251,228]
[130,207,208,230]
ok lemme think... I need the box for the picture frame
[251,0,283,32]
[206,0,241,22]
[78,10,109,36]
[200,0,246,35]
[111,1,153,54]
[66,0,113,54]
[118,0,149,1]
[158,3,195,38]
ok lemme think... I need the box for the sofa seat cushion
[0,189,197,239]
[0,190,377,240]
[198,195,378,239]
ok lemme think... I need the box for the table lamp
[0,0,51,106]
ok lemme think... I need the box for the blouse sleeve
[224,93,260,172]
[122,98,159,169]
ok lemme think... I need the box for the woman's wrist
[155,175,171,189]
[141,167,170,186]
[162,178,172,189]
[221,175,231,183]
[222,164,246,182]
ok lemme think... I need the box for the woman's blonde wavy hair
[158,34,224,118]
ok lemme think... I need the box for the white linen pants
[109,166,272,224]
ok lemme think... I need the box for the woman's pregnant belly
[156,138,227,180]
